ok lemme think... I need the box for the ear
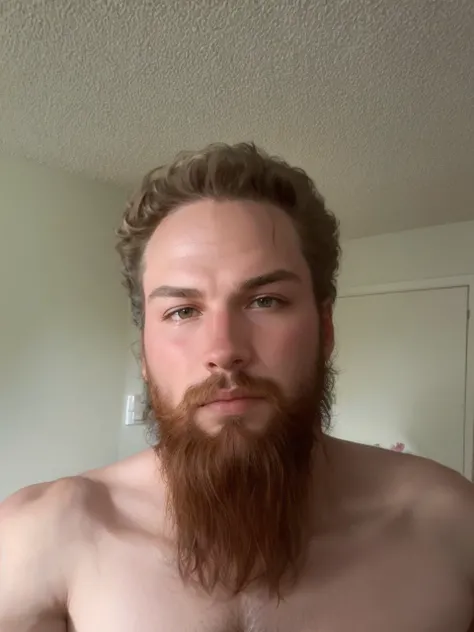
[319,300,335,360]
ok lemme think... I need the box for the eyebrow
[147,268,301,302]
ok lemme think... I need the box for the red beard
[148,352,334,597]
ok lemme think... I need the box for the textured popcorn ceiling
[1,0,474,238]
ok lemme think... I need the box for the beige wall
[338,220,474,475]
[339,220,474,290]
[0,153,129,500]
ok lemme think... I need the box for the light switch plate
[125,393,146,426]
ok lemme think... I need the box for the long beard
[147,351,335,598]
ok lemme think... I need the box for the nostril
[206,356,246,371]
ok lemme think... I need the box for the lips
[197,390,266,417]
[202,390,260,406]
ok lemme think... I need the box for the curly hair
[116,142,341,329]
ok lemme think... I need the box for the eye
[165,307,199,322]
[249,296,285,309]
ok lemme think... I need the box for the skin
[1,199,474,631]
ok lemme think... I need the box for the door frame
[338,275,474,480]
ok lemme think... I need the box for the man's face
[140,198,335,594]
[141,198,333,435]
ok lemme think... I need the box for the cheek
[258,316,320,383]
[142,323,189,394]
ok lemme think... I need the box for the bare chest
[67,532,473,632]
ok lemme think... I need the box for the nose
[203,310,251,373]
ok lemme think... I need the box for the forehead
[143,199,310,286]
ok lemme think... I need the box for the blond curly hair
[116,142,341,329]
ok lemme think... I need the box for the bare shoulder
[0,448,162,563]
[0,451,163,628]
[404,454,474,585]
[0,474,105,571]
[0,476,104,627]
[402,455,474,568]
[334,439,474,579]
[366,443,474,524]
[332,436,471,497]
[0,473,106,532]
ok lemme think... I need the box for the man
[1,142,474,631]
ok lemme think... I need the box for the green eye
[168,307,198,321]
[250,296,283,309]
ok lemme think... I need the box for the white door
[331,286,469,474]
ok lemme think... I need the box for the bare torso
[67,504,472,632]
[2,438,474,631]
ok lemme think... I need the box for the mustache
[175,371,285,414]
